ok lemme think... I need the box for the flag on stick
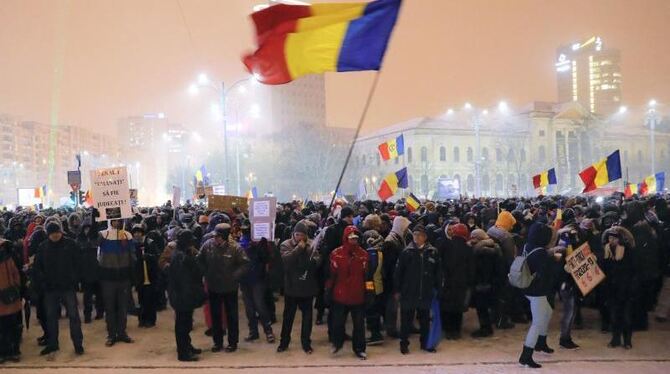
[579,150,622,193]
[377,167,408,201]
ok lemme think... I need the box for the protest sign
[90,167,132,221]
[67,170,82,185]
[250,197,276,241]
[172,186,181,207]
[208,195,248,212]
[129,189,138,207]
[565,243,606,296]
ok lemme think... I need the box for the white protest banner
[565,243,606,296]
[90,167,132,221]
[250,197,276,241]
[172,186,181,207]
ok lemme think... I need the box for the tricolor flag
[378,134,404,161]
[532,168,557,189]
[243,0,402,85]
[34,185,47,199]
[624,183,638,198]
[579,150,622,193]
[406,193,420,212]
[635,172,665,196]
[195,165,210,185]
[83,190,94,206]
[377,167,408,201]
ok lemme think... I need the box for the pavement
[2,297,669,373]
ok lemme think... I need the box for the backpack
[508,247,541,289]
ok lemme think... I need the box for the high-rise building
[268,74,326,129]
[556,36,622,116]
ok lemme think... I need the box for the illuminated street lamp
[647,99,660,174]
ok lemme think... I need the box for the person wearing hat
[278,220,322,354]
[0,239,23,363]
[198,223,250,353]
[394,224,442,355]
[131,224,159,328]
[168,229,205,362]
[362,230,385,346]
[468,229,504,338]
[602,226,635,349]
[327,226,369,360]
[486,210,518,329]
[33,221,84,356]
[382,215,411,339]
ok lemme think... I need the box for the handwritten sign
[250,197,276,241]
[90,167,132,221]
[565,243,605,296]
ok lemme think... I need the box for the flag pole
[329,71,382,210]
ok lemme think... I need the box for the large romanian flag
[377,167,408,201]
[378,134,404,161]
[579,150,622,193]
[639,172,665,196]
[532,168,557,189]
[243,0,402,85]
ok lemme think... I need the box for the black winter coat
[76,228,100,283]
[438,237,474,312]
[394,242,442,310]
[523,246,554,297]
[34,237,81,292]
[602,243,635,303]
[168,247,205,311]
[471,238,505,292]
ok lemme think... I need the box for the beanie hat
[451,223,469,241]
[198,215,210,224]
[214,223,232,240]
[340,206,355,219]
[412,224,427,235]
[46,222,62,235]
[526,222,552,249]
[495,211,516,232]
[470,228,489,241]
[293,221,309,235]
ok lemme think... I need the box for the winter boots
[519,345,541,368]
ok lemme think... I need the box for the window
[467,147,473,162]
[421,175,429,195]
[539,146,546,163]
[520,149,526,162]
[507,149,515,162]
[495,174,503,192]
[420,146,428,162]
[453,147,460,162]
[482,174,489,193]
[453,174,461,189]
[638,150,643,163]
[539,130,545,137]
[496,148,502,162]
[439,146,446,162]
[407,147,413,163]
[467,174,474,193]
[482,147,489,161]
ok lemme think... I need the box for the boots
[534,335,554,353]
[623,331,632,349]
[519,346,541,368]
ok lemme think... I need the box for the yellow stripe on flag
[593,159,610,188]
[540,172,549,187]
[285,22,348,80]
[310,3,366,16]
[387,138,399,159]
[297,4,366,32]
[645,175,657,194]
[384,172,399,194]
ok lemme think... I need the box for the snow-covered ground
[3,297,669,373]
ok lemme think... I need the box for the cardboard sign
[208,195,248,212]
[90,167,132,221]
[67,170,82,185]
[172,186,181,207]
[250,197,276,241]
[204,186,214,196]
[565,243,606,296]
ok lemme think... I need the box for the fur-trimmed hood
[602,225,635,248]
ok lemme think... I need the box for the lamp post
[647,100,659,175]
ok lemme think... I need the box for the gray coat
[280,238,322,298]
[198,238,249,294]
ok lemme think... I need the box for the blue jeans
[559,286,576,340]
[524,295,552,348]
[45,290,83,349]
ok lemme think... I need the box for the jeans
[241,282,272,336]
[210,291,239,347]
[559,285,576,340]
[138,285,158,325]
[279,296,313,350]
[384,292,399,334]
[101,280,130,339]
[82,281,104,318]
[524,295,553,348]
[0,312,22,357]
[332,303,366,353]
[174,309,193,359]
[45,290,83,349]
[400,307,430,348]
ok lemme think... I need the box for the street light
[618,105,628,114]
[647,100,660,174]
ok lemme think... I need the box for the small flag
[378,134,405,161]
[406,193,420,212]
[425,293,442,350]
[579,150,622,193]
[83,190,93,206]
[532,168,557,189]
[195,165,210,185]
[34,185,46,199]
[643,172,665,195]
[377,167,408,201]
[252,186,258,199]
[624,183,638,198]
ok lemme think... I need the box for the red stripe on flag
[378,180,394,201]
[532,174,541,189]
[579,166,598,193]
[243,33,293,85]
[250,4,311,41]
[378,143,390,161]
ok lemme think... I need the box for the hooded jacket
[471,237,505,291]
[280,230,321,298]
[198,237,250,293]
[438,235,474,312]
[327,226,369,306]
[602,225,635,301]
[382,216,410,293]
[34,235,81,292]
[394,240,442,310]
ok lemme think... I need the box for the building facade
[556,36,622,116]
[349,102,669,200]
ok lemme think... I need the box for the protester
[77,218,103,323]
[438,223,473,340]
[602,226,635,349]
[131,224,159,328]
[468,229,504,338]
[0,239,23,363]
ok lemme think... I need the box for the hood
[391,216,410,236]
[472,238,500,254]
[341,225,361,252]
[495,211,516,232]
[602,225,635,248]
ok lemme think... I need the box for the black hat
[526,222,552,249]
[214,223,231,240]
[340,206,355,219]
[176,229,195,248]
[46,222,62,235]
[412,224,427,235]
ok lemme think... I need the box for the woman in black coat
[77,220,103,323]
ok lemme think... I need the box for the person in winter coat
[469,229,504,338]
[168,230,205,362]
[131,225,159,328]
[327,225,369,360]
[76,220,103,323]
[602,226,636,349]
[383,215,410,338]
[438,223,474,340]
[363,230,385,345]
[33,222,84,356]
[98,219,136,347]
[519,222,557,369]
[394,224,442,355]
[278,221,322,354]
[198,223,250,352]
[486,211,518,329]
[0,239,23,363]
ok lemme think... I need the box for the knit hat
[470,228,489,241]
[526,222,552,249]
[340,206,355,219]
[495,211,516,232]
[412,224,427,235]
[46,221,62,235]
[214,223,232,240]
[198,215,210,224]
[293,221,309,235]
[451,223,469,241]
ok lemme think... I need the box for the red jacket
[327,226,369,306]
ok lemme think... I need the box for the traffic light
[79,190,85,204]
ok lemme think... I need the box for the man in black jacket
[394,224,442,354]
[33,222,84,356]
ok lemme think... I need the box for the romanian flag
[83,190,94,206]
[532,168,557,189]
[406,193,420,212]
[638,172,665,196]
[377,167,408,201]
[378,134,404,161]
[195,165,209,185]
[579,150,622,193]
[34,185,46,199]
[243,0,402,85]
[624,183,638,198]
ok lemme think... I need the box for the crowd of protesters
[0,192,669,368]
